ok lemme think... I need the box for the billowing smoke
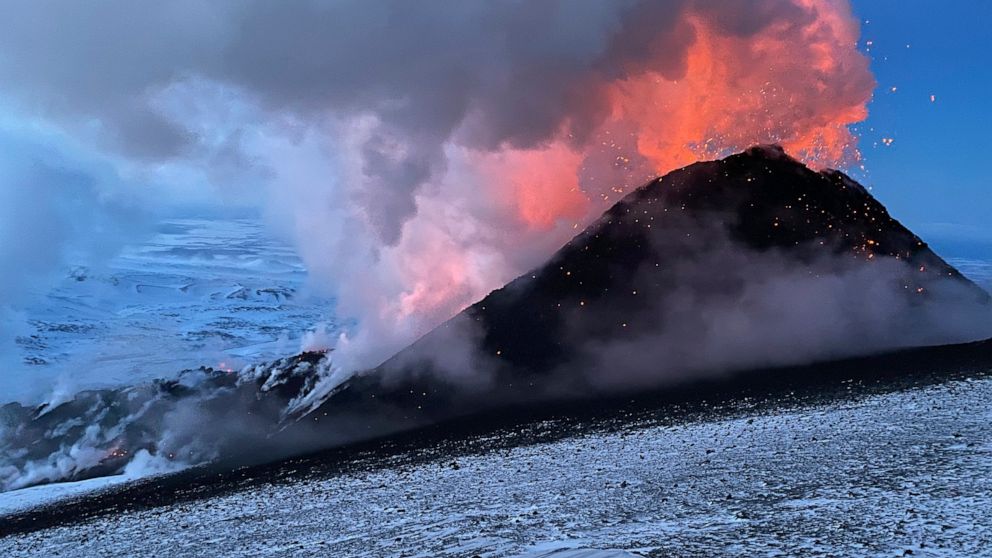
[0,1,874,385]
[0,127,147,399]
[253,0,876,377]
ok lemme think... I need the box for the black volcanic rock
[301,145,989,428]
[0,353,328,491]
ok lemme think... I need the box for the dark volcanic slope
[456,145,983,372]
[305,145,989,428]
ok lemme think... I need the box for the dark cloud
[0,0,837,244]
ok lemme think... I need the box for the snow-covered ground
[3,373,991,557]
[0,475,130,517]
[12,218,334,396]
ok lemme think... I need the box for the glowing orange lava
[350,0,875,349]
[486,0,873,233]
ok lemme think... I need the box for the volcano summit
[297,145,989,426]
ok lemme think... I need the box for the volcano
[294,145,989,432]
[3,146,990,492]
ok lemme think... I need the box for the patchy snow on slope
[0,475,128,517]
[3,374,991,557]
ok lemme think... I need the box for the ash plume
[0,1,874,384]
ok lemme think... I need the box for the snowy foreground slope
[2,367,991,557]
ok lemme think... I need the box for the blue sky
[852,0,992,256]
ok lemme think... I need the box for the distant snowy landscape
[946,257,992,292]
[11,218,335,400]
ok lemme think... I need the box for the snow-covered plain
[12,218,334,396]
[0,475,129,517]
[3,372,991,557]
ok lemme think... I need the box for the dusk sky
[852,0,991,255]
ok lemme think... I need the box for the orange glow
[601,2,871,175]
[477,144,589,230]
[485,0,872,233]
[397,251,471,321]
[361,0,874,342]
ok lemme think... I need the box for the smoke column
[0,0,874,386]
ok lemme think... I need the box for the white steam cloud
[0,126,148,398]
